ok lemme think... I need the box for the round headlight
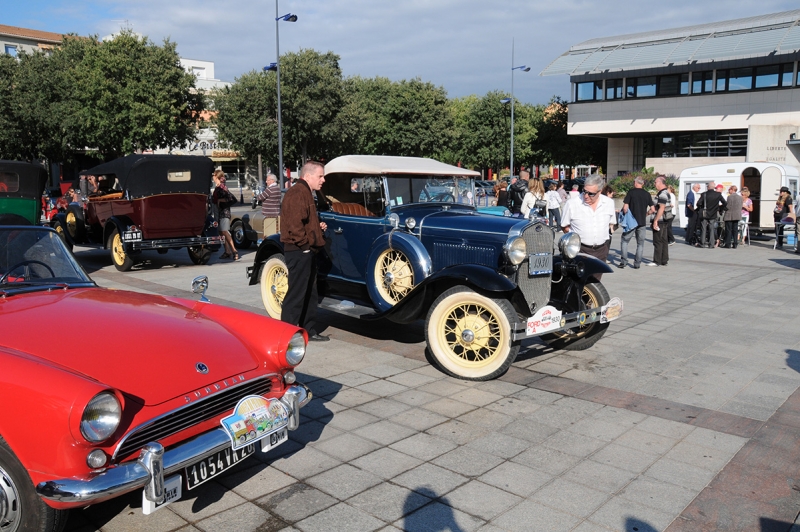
[286,332,306,366]
[559,233,582,260]
[86,449,108,469]
[506,237,527,265]
[405,217,417,230]
[80,393,121,443]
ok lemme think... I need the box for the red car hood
[0,288,260,405]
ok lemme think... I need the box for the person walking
[211,170,238,261]
[722,185,743,248]
[520,177,545,219]
[545,182,562,229]
[494,180,508,208]
[685,183,701,245]
[255,173,281,238]
[280,161,330,342]
[560,174,616,279]
[508,175,528,217]
[618,177,652,269]
[556,181,568,204]
[649,176,670,267]
[696,184,727,248]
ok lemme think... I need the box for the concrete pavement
[63,226,800,531]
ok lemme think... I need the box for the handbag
[534,199,547,210]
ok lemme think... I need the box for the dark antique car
[51,154,222,271]
[246,155,623,381]
[0,160,49,225]
[0,225,310,531]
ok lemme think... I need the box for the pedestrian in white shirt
[560,174,616,279]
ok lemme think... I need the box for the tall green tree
[0,54,22,160]
[460,90,512,175]
[532,96,607,171]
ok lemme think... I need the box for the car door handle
[334,227,343,234]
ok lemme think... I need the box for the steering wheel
[0,260,56,284]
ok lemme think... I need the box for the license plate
[261,427,288,453]
[123,230,142,242]
[185,444,254,490]
[142,474,182,515]
[529,253,552,275]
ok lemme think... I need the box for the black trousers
[724,220,740,248]
[652,224,669,265]
[686,212,698,243]
[281,250,319,335]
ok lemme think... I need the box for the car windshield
[0,227,93,289]
[385,175,477,207]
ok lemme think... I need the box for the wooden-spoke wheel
[425,286,519,381]
[260,254,288,319]
[373,249,414,306]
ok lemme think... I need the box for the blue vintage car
[246,156,622,381]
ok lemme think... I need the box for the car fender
[103,217,134,249]
[367,263,523,324]
[248,235,284,285]
[555,254,613,283]
[0,347,116,486]
[365,230,432,312]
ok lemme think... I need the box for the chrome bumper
[36,383,311,505]
[511,298,623,342]
[128,235,224,251]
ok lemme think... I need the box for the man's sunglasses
[584,190,600,197]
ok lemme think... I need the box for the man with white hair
[560,174,616,278]
[256,173,281,237]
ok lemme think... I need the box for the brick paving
[63,224,800,531]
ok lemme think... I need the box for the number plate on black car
[529,253,552,275]
[123,230,142,242]
[185,444,254,490]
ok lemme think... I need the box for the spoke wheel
[373,249,414,306]
[542,282,610,351]
[260,254,288,320]
[426,286,519,381]
[65,211,77,239]
[108,229,134,272]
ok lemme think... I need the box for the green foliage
[529,96,606,169]
[608,173,679,195]
[213,71,277,163]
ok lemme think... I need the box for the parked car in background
[0,224,310,531]
[51,155,222,270]
[0,161,49,225]
[247,155,623,381]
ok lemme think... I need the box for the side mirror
[192,275,210,303]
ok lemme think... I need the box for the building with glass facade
[541,10,800,177]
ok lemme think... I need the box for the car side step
[319,297,377,319]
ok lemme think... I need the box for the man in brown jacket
[280,161,329,341]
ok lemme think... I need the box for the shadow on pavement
[759,517,795,531]
[769,257,800,270]
[624,517,659,532]
[403,488,466,532]
[785,349,800,375]
[317,310,426,344]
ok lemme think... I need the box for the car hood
[418,209,525,235]
[0,288,260,405]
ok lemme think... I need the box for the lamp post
[508,38,530,178]
[263,1,297,188]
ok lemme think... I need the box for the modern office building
[541,10,800,177]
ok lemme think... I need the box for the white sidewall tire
[260,254,288,320]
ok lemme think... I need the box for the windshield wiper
[0,282,72,294]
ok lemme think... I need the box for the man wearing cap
[696,183,727,248]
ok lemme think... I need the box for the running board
[319,297,378,319]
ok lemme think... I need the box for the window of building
[635,130,748,161]
[716,70,728,92]
[192,67,206,79]
[627,76,656,98]
[606,79,623,100]
[755,65,781,88]
[780,63,794,87]
[656,74,689,96]
[691,71,713,94]
[4,45,17,57]
[576,81,603,101]
[728,68,753,91]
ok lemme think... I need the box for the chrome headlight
[559,233,581,260]
[286,332,306,366]
[80,393,122,443]
[506,237,527,265]
[405,217,417,230]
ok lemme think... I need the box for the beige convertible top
[325,155,480,177]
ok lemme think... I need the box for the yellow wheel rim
[554,285,602,340]
[55,224,64,237]
[112,233,126,266]
[436,301,506,370]
[374,249,414,305]
[66,212,77,238]
[261,258,288,319]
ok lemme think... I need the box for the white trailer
[677,162,800,231]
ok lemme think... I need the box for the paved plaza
[63,221,800,532]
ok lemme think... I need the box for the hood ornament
[195,362,209,374]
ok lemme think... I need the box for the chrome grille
[115,378,272,461]
[434,242,495,269]
[516,224,554,313]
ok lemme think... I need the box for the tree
[0,54,22,160]
[531,96,607,172]
[460,90,512,175]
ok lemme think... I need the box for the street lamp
[263,1,297,188]
[508,38,529,178]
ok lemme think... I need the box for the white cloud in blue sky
[4,0,799,104]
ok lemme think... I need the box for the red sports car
[0,225,310,531]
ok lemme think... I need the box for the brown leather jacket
[280,179,325,252]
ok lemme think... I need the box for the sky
[5,1,800,105]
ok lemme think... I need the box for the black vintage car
[246,156,623,381]
[52,155,222,271]
[0,161,49,225]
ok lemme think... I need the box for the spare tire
[66,204,86,242]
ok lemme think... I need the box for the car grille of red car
[114,377,272,460]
